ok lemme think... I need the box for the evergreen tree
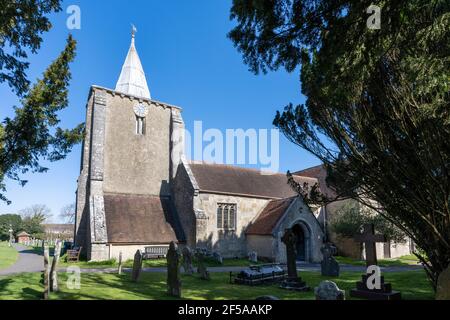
[229,0,450,289]
[0,1,84,203]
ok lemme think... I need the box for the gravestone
[249,251,258,264]
[131,250,143,282]
[355,224,386,267]
[212,251,223,264]
[167,242,181,297]
[436,265,450,300]
[315,281,345,300]
[321,243,340,277]
[118,251,123,275]
[43,244,50,300]
[196,250,210,280]
[50,240,62,292]
[182,246,194,275]
[350,224,401,300]
[279,229,310,291]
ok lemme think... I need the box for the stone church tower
[74,29,185,260]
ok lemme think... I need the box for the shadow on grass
[0,269,434,300]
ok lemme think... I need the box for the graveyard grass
[0,270,434,300]
[335,255,420,267]
[0,242,18,270]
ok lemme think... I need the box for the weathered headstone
[182,246,194,275]
[436,265,450,300]
[118,251,123,275]
[196,250,210,280]
[315,281,345,300]
[167,242,181,297]
[212,251,223,264]
[279,228,310,291]
[350,224,401,300]
[50,240,62,292]
[321,243,340,277]
[248,251,258,264]
[131,250,143,282]
[43,244,50,300]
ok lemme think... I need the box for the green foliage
[0,0,62,96]
[19,204,51,237]
[0,214,22,241]
[0,35,84,203]
[229,0,450,288]
[331,201,407,243]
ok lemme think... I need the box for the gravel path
[0,244,43,276]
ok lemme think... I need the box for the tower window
[217,204,237,230]
[136,116,146,135]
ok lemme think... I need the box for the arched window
[217,203,237,230]
[136,116,145,135]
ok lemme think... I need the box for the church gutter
[198,190,285,200]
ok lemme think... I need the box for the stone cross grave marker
[354,224,386,267]
[182,246,194,275]
[281,229,298,279]
[351,224,401,300]
[131,250,143,282]
[280,228,310,291]
[167,242,181,297]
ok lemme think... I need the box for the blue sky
[0,0,321,221]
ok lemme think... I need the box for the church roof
[103,194,184,244]
[246,197,296,236]
[294,165,337,198]
[115,27,151,99]
[189,162,318,199]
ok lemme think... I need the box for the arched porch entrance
[292,222,311,262]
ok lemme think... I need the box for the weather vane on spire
[131,24,137,38]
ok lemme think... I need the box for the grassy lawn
[0,242,18,270]
[335,255,420,267]
[57,257,261,269]
[0,270,434,300]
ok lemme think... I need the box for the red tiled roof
[189,162,318,199]
[246,197,296,236]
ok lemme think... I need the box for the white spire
[115,25,151,99]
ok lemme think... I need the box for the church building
[74,30,325,262]
[74,30,411,263]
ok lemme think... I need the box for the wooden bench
[66,247,82,262]
[142,245,169,260]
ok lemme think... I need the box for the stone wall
[74,91,94,251]
[246,235,276,261]
[172,161,197,247]
[102,91,173,197]
[195,193,269,258]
